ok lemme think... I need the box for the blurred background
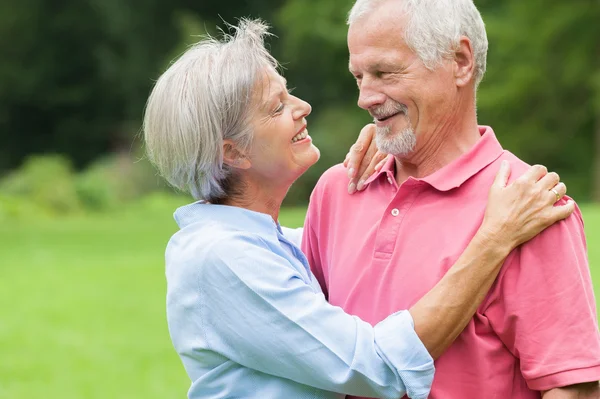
[0,0,598,398]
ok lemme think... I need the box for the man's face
[348,2,458,158]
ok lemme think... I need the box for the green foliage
[0,155,82,215]
[0,0,598,203]
[76,152,164,211]
[476,0,600,201]
[0,0,180,170]
[0,153,168,217]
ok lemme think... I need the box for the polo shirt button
[387,177,393,185]
[391,208,400,216]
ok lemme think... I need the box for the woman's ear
[223,140,251,170]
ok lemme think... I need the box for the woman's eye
[274,103,285,114]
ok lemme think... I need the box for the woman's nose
[292,96,311,120]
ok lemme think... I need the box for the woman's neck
[223,178,289,223]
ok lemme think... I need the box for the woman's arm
[409,162,574,358]
[179,234,433,399]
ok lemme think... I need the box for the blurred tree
[477,0,600,201]
[0,0,285,172]
[0,0,598,204]
[0,0,180,170]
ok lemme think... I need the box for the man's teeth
[292,130,308,142]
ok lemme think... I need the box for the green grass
[0,200,597,398]
[582,205,600,304]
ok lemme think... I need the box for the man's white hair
[348,0,488,88]
[143,19,277,202]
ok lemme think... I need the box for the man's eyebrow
[349,61,401,75]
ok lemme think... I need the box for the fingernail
[357,180,365,191]
[348,182,356,194]
[348,168,355,178]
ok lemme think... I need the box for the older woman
[143,19,572,399]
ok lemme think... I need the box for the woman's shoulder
[165,222,271,279]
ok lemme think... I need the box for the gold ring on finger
[551,188,560,202]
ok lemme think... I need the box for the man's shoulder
[498,152,533,181]
[316,163,348,186]
[311,163,349,199]
[475,151,531,183]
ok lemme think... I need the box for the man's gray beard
[375,125,417,156]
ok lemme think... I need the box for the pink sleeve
[302,188,329,299]
[484,206,600,391]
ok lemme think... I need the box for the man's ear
[454,36,476,88]
[223,140,251,170]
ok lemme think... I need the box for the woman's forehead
[254,67,286,106]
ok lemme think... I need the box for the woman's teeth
[292,130,308,143]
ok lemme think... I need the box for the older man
[302,1,600,398]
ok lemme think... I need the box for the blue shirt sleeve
[181,232,434,399]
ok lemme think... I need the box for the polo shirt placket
[374,176,426,259]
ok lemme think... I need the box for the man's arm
[483,203,600,391]
[543,382,600,398]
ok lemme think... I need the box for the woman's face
[244,67,320,185]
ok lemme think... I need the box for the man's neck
[394,116,481,185]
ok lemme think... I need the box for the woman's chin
[294,146,321,173]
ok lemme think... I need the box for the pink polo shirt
[303,126,600,398]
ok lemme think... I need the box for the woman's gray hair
[347,0,488,88]
[143,19,278,202]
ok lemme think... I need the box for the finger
[374,156,387,172]
[518,164,548,183]
[357,152,387,191]
[547,199,575,222]
[537,172,560,191]
[355,146,380,191]
[343,152,350,168]
[347,124,375,179]
[348,181,357,195]
[492,160,511,188]
[548,182,567,203]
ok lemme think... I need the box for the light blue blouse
[165,202,434,399]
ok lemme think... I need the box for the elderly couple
[143,0,600,398]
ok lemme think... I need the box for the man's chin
[375,129,417,157]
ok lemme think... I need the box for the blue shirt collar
[174,201,280,237]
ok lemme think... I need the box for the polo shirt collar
[365,126,504,191]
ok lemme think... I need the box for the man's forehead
[348,54,404,73]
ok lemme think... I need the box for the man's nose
[357,79,387,110]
